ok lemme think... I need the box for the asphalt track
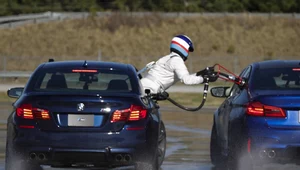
[0,104,300,169]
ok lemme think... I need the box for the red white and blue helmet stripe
[170,35,194,59]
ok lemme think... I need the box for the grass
[0,91,224,107]
[159,92,225,107]
[0,14,299,73]
[0,92,15,103]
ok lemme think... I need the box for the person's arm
[170,57,203,85]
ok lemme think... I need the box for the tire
[135,121,166,170]
[5,127,43,170]
[210,122,226,168]
[135,162,158,170]
[5,139,20,170]
[157,121,166,167]
[135,151,159,170]
[5,125,23,170]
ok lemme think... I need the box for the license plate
[68,114,94,127]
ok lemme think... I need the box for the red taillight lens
[111,109,130,122]
[111,105,147,123]
[246,102,264,116]
[17,104,34,119]
[246,101,285,117]
[16,104,50,120]
[128,105,147,121]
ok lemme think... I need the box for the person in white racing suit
[141,34,218,97]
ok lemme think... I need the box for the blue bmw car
[210,60,300,170]
[5,60,166,170]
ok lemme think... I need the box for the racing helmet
[170,34,194,61]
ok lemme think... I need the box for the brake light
[246,101,285,117]
[16,104,50,120]
[72,69,97,73]
[111,105,147,123]
[292,68,300,71]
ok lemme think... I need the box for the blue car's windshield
[252,67,300,90]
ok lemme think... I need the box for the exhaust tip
[259,150,267,159]
[268,150,276,159]
[115,154,123,162]
[124,154,132,162]
[30,153,36,160]
[38,153,46,160]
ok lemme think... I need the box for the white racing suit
[141,52,204,93]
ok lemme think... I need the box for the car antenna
[48,58,54,62]
[83,60,88,68]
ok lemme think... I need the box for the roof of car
[252,60,300,69]
[41,60,133,71]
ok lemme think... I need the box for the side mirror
[7,87,24,98]
[210,87,231,98]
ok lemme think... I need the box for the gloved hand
[196,67,210,77]
[204,73,218,82]
[196,67,219,82]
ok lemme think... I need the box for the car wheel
[5,139,20,170]
[135,161,158,170]
[135,121,166,170]
[210,122,227,169]
[157,121,166,167]
[5,125,23,170]
[5,131,43,170]
[135,151,159,170]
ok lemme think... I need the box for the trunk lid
[252,90,300,130]
[21,92,144,132]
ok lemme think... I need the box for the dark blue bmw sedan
[210,60,300,170]
[5,60,166,170]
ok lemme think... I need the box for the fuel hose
[165,79,210,112]
[163,64,244,112]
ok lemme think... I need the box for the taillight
[246,101,286,117]
[111,105,147,123]
[16,104,50,120]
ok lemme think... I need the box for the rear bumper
[247,118,300,164]
[250,147,300,165]
[11,127,157,167]
[17,147,139,167]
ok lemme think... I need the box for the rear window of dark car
[252,67,300,90]
[33,68,133,92]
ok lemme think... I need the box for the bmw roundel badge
[77,103,85,111]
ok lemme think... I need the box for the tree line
[0,0,299,16]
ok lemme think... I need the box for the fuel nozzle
[229,75,245,86]
[213,64,246,86]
